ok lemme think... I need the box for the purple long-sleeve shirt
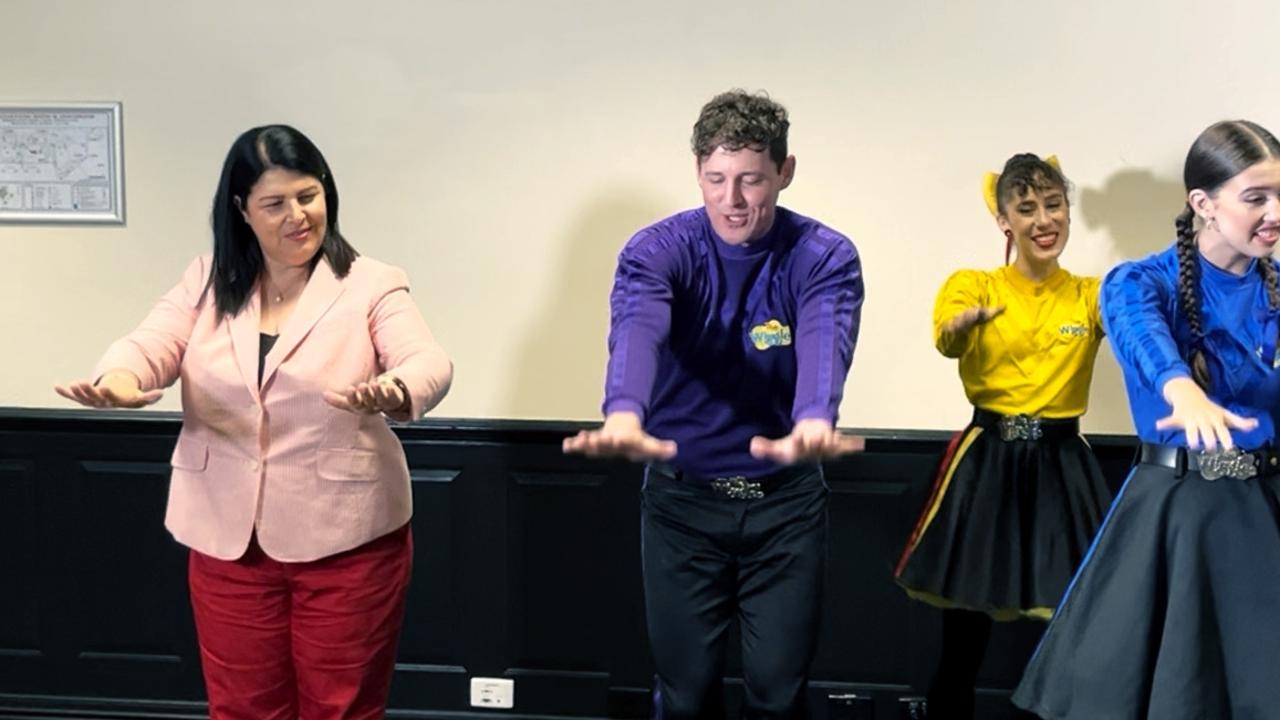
[604,206,864,478]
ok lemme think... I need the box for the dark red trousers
[188,525,412,720]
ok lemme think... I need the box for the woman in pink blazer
[56,124,453,719]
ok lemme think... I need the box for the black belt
[971,408,1081,441]
[1138,443,1280,480]
[646,461,819,500]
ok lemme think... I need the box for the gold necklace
[266,279,284,303]
[264,268,308,304]
[264,276,293,304]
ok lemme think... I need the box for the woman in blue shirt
[1013,120,1280,719]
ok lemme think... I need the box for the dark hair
[691,90,789,171]
[1175,120,1280,390]
[993,153,1070,262]
[206,124,357,320]
[994,153,1069,215]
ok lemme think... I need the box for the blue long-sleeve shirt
[1102,244,1280,448]
[603,206,863,478]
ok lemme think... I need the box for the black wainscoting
[0,409,1137,719]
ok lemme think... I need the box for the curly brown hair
[691,90,789,171]
[995,153,1069,214]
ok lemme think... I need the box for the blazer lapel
[260,258,345,388]
[228,289,262,402]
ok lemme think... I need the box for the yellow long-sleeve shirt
[934,266,1104,418]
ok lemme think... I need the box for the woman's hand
[55,370,162,409]
[942,305,1006,335]
[1157,376,1257,450]
[324,376,409,415]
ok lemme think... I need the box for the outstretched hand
[1157,376,1256,451]
[562,411,678,461]
[943,305,1006,335]
[323,377,408,415]
[55,370,163,409]
[749,418,866,465]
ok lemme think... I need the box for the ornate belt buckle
[1197,447,1258,481]
[711,476,764,500]
[999,414,1043,441]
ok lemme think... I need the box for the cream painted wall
[4,0,1279,432]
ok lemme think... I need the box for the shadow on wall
[1078,168,1187,262]
[1087,337,1131,434]
[504,187,670,420]
[1078,168,1186,433]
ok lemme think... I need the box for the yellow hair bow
[982,154,1061,217]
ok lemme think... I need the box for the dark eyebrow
[258,184,322,203]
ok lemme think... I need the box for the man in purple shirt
[564,90,864,718]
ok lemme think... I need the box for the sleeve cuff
[603,398,646,422]
[1153,366,1192,394]
[93,347,153,392]
[792,406,836,425]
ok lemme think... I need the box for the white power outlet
[469,677,515,709]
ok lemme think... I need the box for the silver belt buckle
[711,476,764,500]
[1197,447,1258,481]
[998,414,1043,441]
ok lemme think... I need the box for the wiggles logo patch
[1058,323,1088,338]
[750,320,793,350]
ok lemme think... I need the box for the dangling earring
[1003,230,1014,265]
[1207,217,1220,232]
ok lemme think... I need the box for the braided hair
[1176,120,1280,391]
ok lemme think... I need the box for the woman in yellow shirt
[893,154,1112,720]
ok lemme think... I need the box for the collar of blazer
[230,256,347,401]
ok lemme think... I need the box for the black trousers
[641,464,828,719]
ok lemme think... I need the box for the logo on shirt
[1058,323,1089,338]
[750,320,793,350]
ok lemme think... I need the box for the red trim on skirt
[894,430,966,577]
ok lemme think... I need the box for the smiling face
[997,180,1070,271]
[238,167,327,270]
[696,145,795,245]
[1192,158,1280,273]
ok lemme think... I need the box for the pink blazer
[95,254,453,562]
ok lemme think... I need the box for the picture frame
[0,101,125,223]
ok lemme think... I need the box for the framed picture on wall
[0,101,125,223]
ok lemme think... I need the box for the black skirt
[1013,454,1280,719]
[894,409,1112,620]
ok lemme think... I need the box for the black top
[258,333,278,386]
